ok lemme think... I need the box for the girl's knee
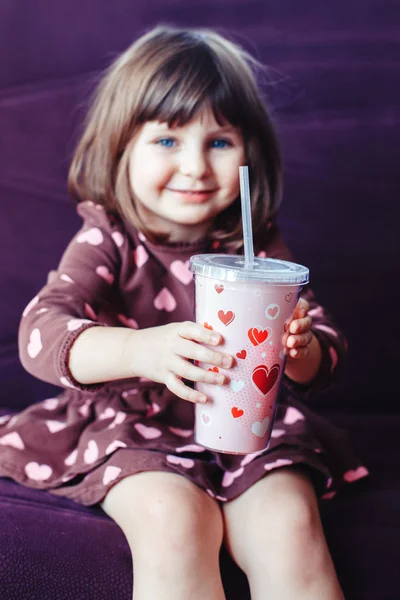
[258,469,322,543]
[143,478,223,550]
[103,472,223,557]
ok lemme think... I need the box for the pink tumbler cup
[189,254,309,454]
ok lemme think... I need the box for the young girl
[0,25,368,600]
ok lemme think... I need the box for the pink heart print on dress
[84,303,98,320]
[98,407,116,421]
[105,440,128,455]
[221,467,244,487]
[176,444,205,453]
[60,274,74,283]
[22,295,39,317]
[168,426,193,438]
[329,346,338,372]
[166,455,195,469]
[117,314,139,329]
[96,265,115,285]
[42,398,59,410]
[0,432,25,450]
[343,466,369,482]
[283,406,305,425]
[264,458,293,471]
[27,328,42,358]
[25,462,53,481]
[103,465,122,485]
[67,318,92,332]
[134,423,162,439]
[133,245,149,268]
[170,260,193,284]
[112,231,124,247]
[64,449,78,466]
[84,440,99,464]
[76,228,104,246]
[154,288,177,312]
[45,420,67,433]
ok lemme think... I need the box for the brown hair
[68,25,283,251]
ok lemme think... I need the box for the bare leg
[222,467,344,600]
[101,471,226,600]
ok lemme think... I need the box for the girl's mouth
[167,189,216,203]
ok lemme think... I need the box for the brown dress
[0,202,368,505]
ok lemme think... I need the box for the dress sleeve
[18,202,123,390]
[262,222,348,396]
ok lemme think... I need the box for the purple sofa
[1,2,398,598]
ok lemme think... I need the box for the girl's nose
[179,147,210,179]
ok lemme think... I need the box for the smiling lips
[167,188,216,203]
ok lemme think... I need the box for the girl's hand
[282,297,313,359]
[133,322,234,404]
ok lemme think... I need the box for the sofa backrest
[1,1,398,411]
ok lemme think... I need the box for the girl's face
[128,107,245,242]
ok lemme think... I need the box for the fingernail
[215,375,225,385]
[210,334,220,344]
[222,356,232,368]
[197,394,207,403]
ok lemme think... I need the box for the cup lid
[189,254,309,284]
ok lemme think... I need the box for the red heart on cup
[248,328,270,346]
[252,364,280,395]
[204,322,213,330]
[236,350,247,360]
[218,310,235,326]
[231,407,244,418]
[214,284,224,294]
[208,367,219,372]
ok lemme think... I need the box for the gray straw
[239,166,255,267]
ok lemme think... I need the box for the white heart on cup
[251,417,270,438]
[230,380,244,392]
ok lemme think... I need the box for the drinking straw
[239,166,255,267]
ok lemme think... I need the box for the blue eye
[211,138,232,149]
[157,138,175,148]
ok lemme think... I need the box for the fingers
[172,357,226,386]
[288,315,312,335]
[286,331,313,349]
[287,346,310,359]
[175,323,234,370]
[178,321,223,346]
[165,373,207,405]
[293,297,310,319]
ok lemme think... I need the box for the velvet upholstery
[1,2,398,598]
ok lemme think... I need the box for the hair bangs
[134,44,245,130]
